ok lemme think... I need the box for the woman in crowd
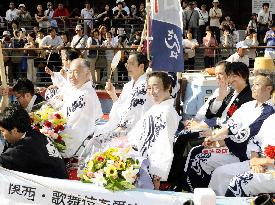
[184,61,275,193]
[220,25,235,60]
[35,4,50,29]
[101,31,117,81]
[183,30,199,70]
[203,26,218,68]
[96,4,113,30]
[244,29,259,68]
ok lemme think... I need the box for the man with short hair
[257,3,272,44]
[12,78,45,113]
[5,2,18,23]
[61,58,102,158]
[81,2,94,34]
[209,0,222,44]
[183,2,200,40]
[71,25,88,56]
[94,52,153,140]
[0,105,68,179]
[41,27,63,72]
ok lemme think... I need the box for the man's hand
[0,87,9,96]
[216,80,228,101]
[105,80,118,102]
[45,66,54,76]
[251,165,265,173]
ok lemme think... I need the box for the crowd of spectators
[182,0,274,70]
[0,0,274,84]
[0,0,145,85]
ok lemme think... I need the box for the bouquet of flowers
[30,105,68,152]
[264,144,275,159]
[80,147,141,191]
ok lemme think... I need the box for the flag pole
[146,0,151,62]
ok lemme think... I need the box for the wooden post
[0,43,9,111]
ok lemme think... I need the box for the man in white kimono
[93,52,153,140]
[128,72,180,189]
[224,112,275,197]
[62,58,102,159]
[184,72,275,192]
[208,71,275,196]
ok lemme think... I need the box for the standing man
[257,3,272,44]
[5,2,18,25]
[71,25,88,56]
[81,2,94,35]
[209,0,222,44]
[183,2,200,41]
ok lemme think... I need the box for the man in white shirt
[209,0,222,43]
[62,58,102,159]
[81,2,94,35]
[257,3,272,44]
[226,41,249,67]
[41,27,64,72]
[5,2,18,23]
[71,25,88,56]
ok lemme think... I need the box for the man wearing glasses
[12,78,45,113]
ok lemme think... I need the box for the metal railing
[1,46,274,87]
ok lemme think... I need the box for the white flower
[122,166,139,184]
[91,172,107,187]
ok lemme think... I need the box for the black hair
[262,3,269,8]
[148,72,172,91]
[12,78,35,95]
[130,52,149,71]
[0,105,31,132]
[225,62,250,85]
[117,2,123,6]
[64,49,82,61]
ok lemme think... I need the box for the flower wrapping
[80,147,141,191]
[30,105,68,152]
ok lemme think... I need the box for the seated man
[225,112,275,197]
[12,78,45,112]
[61,58,102,159]
[94,52,153,139]
[0,105,68,179]
[184,68,275,192]
[169,62,253,189]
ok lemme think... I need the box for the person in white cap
[209,0,222,44]
[226,41,249,67]
[5,1,19,23]
[71,25,88,54]
[16,4,32,27]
